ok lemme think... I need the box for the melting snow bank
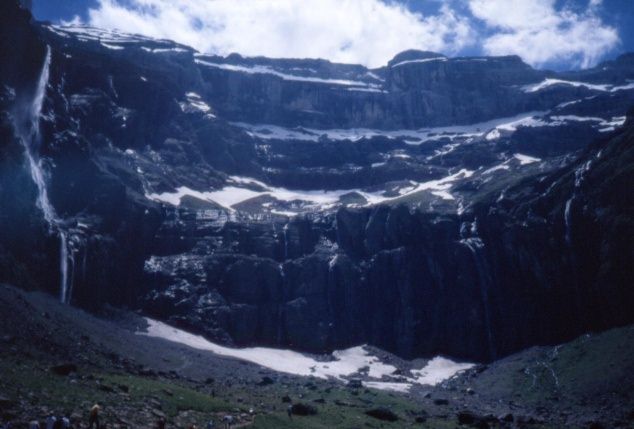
[139,318,474,392]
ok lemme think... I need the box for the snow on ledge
[144,169,472,210]
[522,78,634,94]
[195,59,380,88]
[138,318,474,392]
[513,153,541,165]
[391,57,447,68]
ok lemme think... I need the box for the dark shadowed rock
[50,363,77,376]
[257,376,275,386]
[458,411,493,428]
[347,379,363,389]
[365,407,398,422]
[290,403,317,416]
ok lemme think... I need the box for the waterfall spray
[283,222,289,260]
[59,231,69,303]
[13,46,74,304]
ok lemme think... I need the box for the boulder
[290,403,317,416]
[50,363,77,376]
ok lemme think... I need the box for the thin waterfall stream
[13,46,74,304]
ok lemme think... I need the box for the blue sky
[32,0,634,70]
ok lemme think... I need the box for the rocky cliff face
[139,120,634,362]
[1,0,633,361]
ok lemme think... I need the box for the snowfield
[139,318,474,392]
[144,169,474,211]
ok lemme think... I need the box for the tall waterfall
[22,47,56,226]
[13,46,74,304]
[565,160,593,247]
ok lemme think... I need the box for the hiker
[287,404,293,419]
[60,416,70,429]
[88,404,100,429]
[28,422,40,429]
[222,415,233,429]
[157,417,166,429]
[45,415,56,429]
[206,420,214,429]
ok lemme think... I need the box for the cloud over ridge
[469,0,620,68]
[80,0,620,69]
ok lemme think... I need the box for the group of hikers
[186,415,235,428]
[0,404,100,429]
[0,404,239,428]
[166,415,235,429]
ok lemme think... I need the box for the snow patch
[411,357,474,386]
[485,129,501,140]
[346,87,388,94]
[142,47,189,54]
[363,381,411,393]
[179,92,214,116]
[482,164,510,175]
[514,153,541,165]
[101,43,124,50]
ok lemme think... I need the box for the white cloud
[83,0,475,68]
[468,0,619,68]
[73,0,621,69]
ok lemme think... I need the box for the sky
[32,0,634,70]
